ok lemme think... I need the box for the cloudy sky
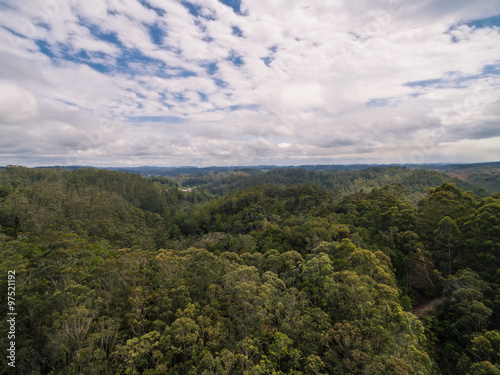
[1,0,499,167]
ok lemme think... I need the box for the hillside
[418,162,500,195]
[179,166,478,204]
[6,163,494,200]
[0,166,498,375]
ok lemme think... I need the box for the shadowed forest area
[0,165,499,374]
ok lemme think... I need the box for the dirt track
[412,298,444,318]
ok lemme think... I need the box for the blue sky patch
[34,21,51,30]
[116,48,165,74]
[218,0,244,15]
[35,40,56,59]
[366,98,389,108]
[261,56,273,67]
[482,63,500,75]
[229,104,259,111]
[181,1,203,17]
[2,26,27,40]
[139,0,166,16]
[180,70,197,78]
[147,23,165,45]
[464,14,500,29]
[405,65,500,89]
[198,92,208,102]
[227,51,244,67]
[448,33,460,43]
[205,62,218,75]
[181,1,215,20]
[405,77,443,88]
[34,37,114,73]
[214,78,227,88]
[231,25,243,37]
[83,21,123,48]
[448,14,500,42]
[202,35,213,43]
[115,48,195,78]
[0,2,16,11]
[128,116,185,123]
[261,46,278,67]
[55,99,80,108]
[173,93,187,102]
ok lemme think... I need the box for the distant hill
[3,162,497,197]
[105,163,499,196]
[178,166,478,204]
[415,162,500,195]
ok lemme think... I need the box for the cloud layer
[1,0,500,166]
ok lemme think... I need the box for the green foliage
[0,167,498,374]
[430,162,500,195]
[179,166,476,204]
[434,216,462,275]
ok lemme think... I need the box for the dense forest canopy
[0,166,498,374]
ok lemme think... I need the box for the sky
[0,0,500,167]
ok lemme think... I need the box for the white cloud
[0,81,38,123]
[0,0,499,166]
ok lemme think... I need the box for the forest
[0,165,499,374]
